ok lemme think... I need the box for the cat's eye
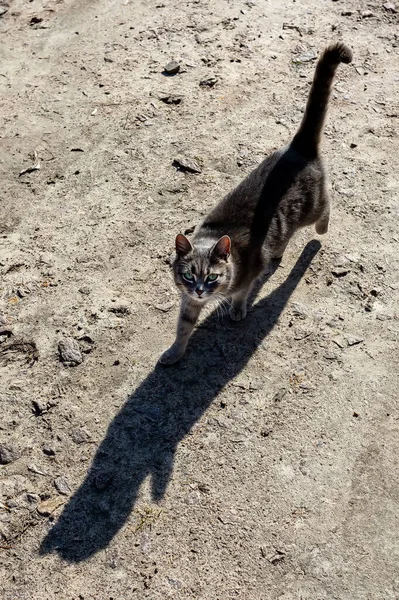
[207,274,219,282]
[182,272,195,282]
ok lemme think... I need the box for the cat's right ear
[175,234,193,257]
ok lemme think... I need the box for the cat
[159,42,353,365]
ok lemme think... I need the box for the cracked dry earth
[0,0,398,598]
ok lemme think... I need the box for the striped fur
[159,43,353,365]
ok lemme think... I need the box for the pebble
[164,60,180,74]
[0,444,18,465]
[199,77,218,87]
[54,476,71,495]
[154,301,174,312]
[292,48,317,63]
[346,334,364,346]
[383,2,397,12]
[172,157,202,174]
[71,427,91,444]
[58,337,83,366]
[37,497,64,517]
[331,267,350,278]
[0,6,8,17]
[42,446,56,456]
[159,94,183,105]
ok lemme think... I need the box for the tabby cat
[159,42,353,365]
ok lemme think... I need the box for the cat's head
[172,234,232,303]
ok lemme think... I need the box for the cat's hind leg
[315,188,331,234]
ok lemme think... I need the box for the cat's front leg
[159,298,202,365]
[229,288,251,322]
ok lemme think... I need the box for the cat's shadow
[40,239,320,562]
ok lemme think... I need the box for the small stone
[30,16,43,25]
[290,302,308,319]
[108,304,131,316]
[361,10,374,17]
[58,337,83,366]
[42,446,56,456]
[159,94,183,105]
[260,427,273,437]
[0,444,18,465]
[346,334,364,346]
[164,60,180,75]
[94,471,113,490]
[28,464,47,476]
[292,48,317,63]
[341,10,354,16]
[0,6,8,17]
[172,157,202,174]
[26,493,40,504]
[199,77,218,87]
[331,267,350,278]
[71,427,91,444]
[54,476,71,495]
[383,2,396,12]
[37,497,64,516]
[154,301,174,313]
[78,286,91,295]
[198,483,211,494]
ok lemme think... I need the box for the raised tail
[291,42,353,157]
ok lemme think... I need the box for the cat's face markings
[173,235,232,302]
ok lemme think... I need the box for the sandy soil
[1,0,398,598]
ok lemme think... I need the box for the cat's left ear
[175,234,193,257]
[211,235,231,261]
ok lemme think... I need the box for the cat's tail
[291,42,353,157]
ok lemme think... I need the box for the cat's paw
[229,305,247,322]
[159,344,185,365]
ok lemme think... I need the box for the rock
[292,48,317,63]
[26,493,40,504]
[199,77,218,87]
[164,60,180,74]
[30,16,43,25]
[346,334,364,346]
[0,444,18,465]
[172,157,202,174]
[159,94,183,105]
[383,2,397,12]
[71,428,91,444]
[58,337,83,366]
[331,267,350,278]
[28,464,47,476]
[42,446,56,456]
[37,497,64,516]
[54,476,71,495]
[290,302,308,319]
[108,304,131,316]
[154,301,174,313]
[361,10,374,18]
[94,471,113,490]
[0,6,8,17]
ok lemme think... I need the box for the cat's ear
[175,234,193,257]
[211,235,231,261]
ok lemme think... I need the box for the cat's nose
[196,286,204,296]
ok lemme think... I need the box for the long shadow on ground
[40,239,320,562]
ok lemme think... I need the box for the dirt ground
[0,0,398,598]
